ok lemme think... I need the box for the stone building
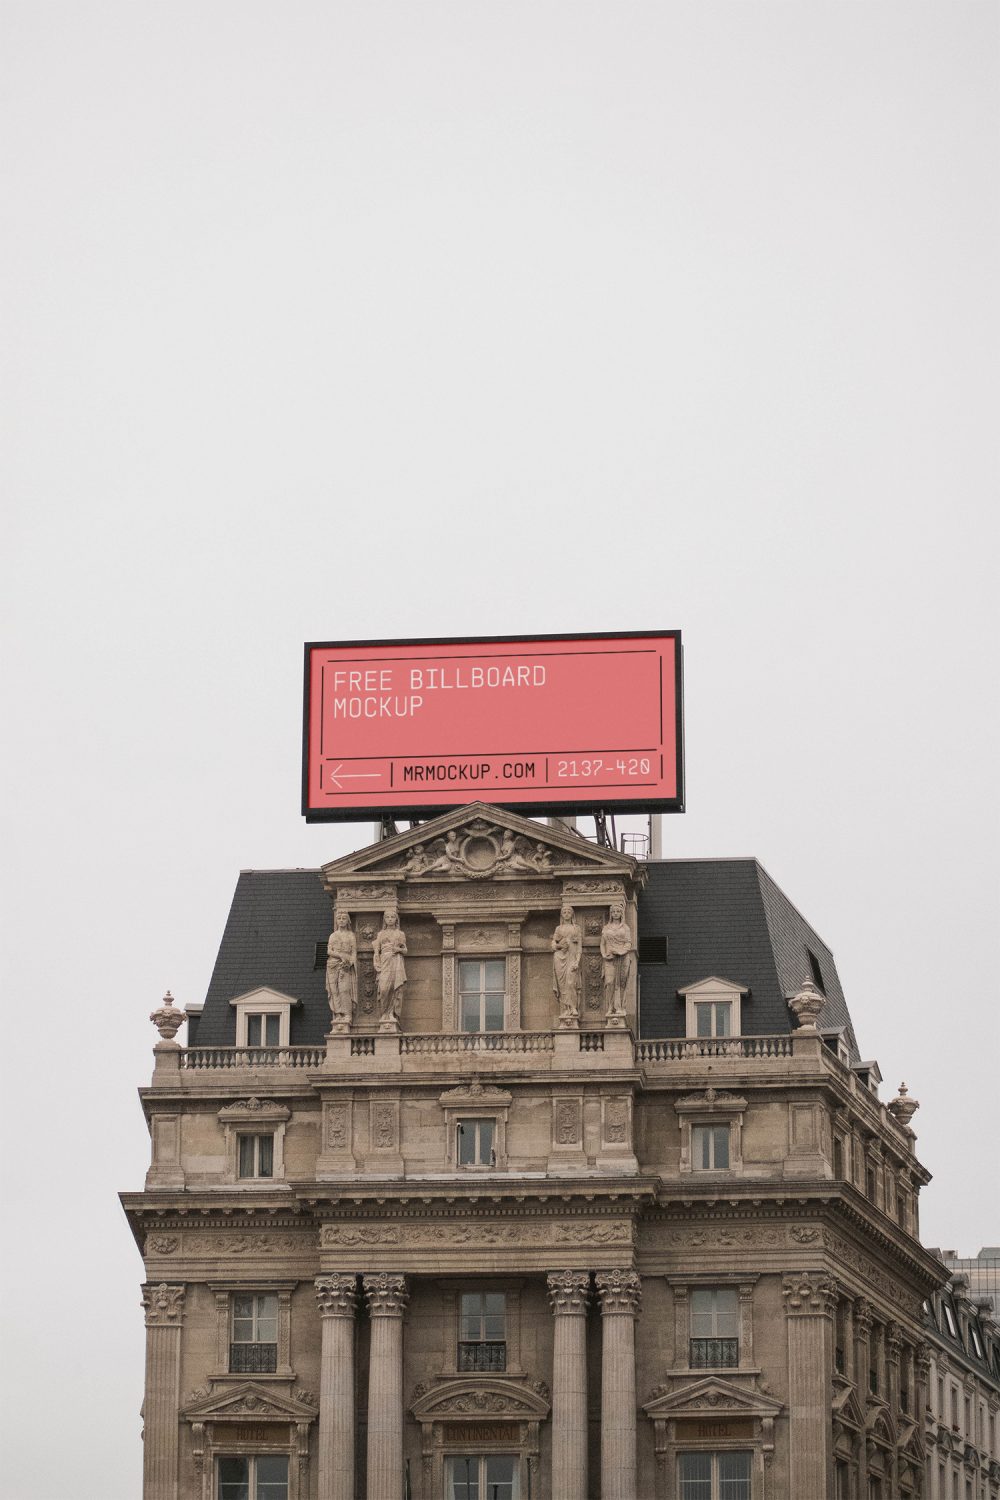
[122,801,947,1500]
[921,1253,1000,1499]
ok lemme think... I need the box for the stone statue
[601,901,634,1026]
[325,912,357,1030]
[551,904,582,1026]
[372,907,407,1030]
[403,843,429,876]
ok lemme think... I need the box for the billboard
[302,631,683,822]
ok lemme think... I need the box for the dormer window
[679,978,748,1041]
[229,988,300,1050]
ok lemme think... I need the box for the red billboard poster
[302,631,683,822]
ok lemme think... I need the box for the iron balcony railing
[689,1338,739,1369]
[229,1342,278,1373]
[457,1342,507,1373]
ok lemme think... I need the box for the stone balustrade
[180,1045,327,1069]
[636,1034,793,1062]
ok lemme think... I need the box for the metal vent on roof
[314,941,327,971]
[806,947,826,994]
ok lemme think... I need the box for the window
[457,1118,495,1168]
[692,1124,730,1171]
[218,1456,288,1499]
[695,1001,732,1038]
[459,1292,507,1371]
[238,1133,274,1179]
[246,1013,280,1047]
[459,960,505,1032]
[680,978,746,1040]
[230,1293,278,1373]
[678,1451,751,1499]
[807,948,826,993]
[690,1288,739,1368]
[446,1455,517,1499]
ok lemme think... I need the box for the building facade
[123,802,947,1500]
[922,1252,1000,1500]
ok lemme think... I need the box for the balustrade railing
[400,1031,555,1055]
[636,1035,792,1063]
[181,1046,326,1070]
[229,1342,278,1373]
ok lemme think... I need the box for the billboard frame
[302,629,684,823]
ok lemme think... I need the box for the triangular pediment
[182,1380,317,1422]
[643,1374,783,1420]
[321,801,638,890]
[411,1374,550,1421]
[227,986,301,1009]
[832,1380,866,1431]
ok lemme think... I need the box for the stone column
[855,1298,873,1495]
[364,1273,409,1500]
[782,1272,837,1498]
[595,1270,641,1500]
[316,1274,358,1500]
[547,1272,591,1500]
[141,1282,185,1500]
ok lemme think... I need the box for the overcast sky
[3,4,997,1495]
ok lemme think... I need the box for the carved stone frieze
[315,1273,358,1317]
[782,1272,838,1316]
[363,1273,408,1317]
[182,1233,312,1255]
[547,1271,590,1314]
[142,1282,186,1325]
[321,1218,634,1249]
[146,1235,179,1255]
[595,1269,641,1316]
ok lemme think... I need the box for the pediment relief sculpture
[674,1088,748,1116]
[217,1098,290,1123]
[439,1080,512,1107]
[643,1374,782,1421]
[410,1374,550,1422]
[320,801,638,893]
[182,1381,318,1422]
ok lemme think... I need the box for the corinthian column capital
[781,1271,838,1317]
[595,1270,641,1316]
[316,1274,358,1317]
[547,1270,590,1315]
[363,1273,408,1317]
[141,1282,186,1326]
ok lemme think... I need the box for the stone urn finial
[150,990,185,1042]
[787,980,824,1031]
[888,1082,920,1127]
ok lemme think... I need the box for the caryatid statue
[600,901,634,1026]
[325,911,357,1031]
[372,907,407,1031]
[551,904,582,1026]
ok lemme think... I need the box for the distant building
[939,1250,1000,1318]
[921,1250,1000,1499]
[123,802,948,1500]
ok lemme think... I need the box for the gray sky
[3,4,997,1495]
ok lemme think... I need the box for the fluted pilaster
[547,1272,590,1500]
[364,1274,408,1500]
[316,1275,358,1500]
[782,1272,837,1498]
[141,1283,185,1500]
[596,1270,640,1500]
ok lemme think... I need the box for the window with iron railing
[459,1291,506,1372]
[690,1288,739,1368]
[230,1293,278,1373]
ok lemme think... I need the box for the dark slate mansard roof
[191,858,859,1060]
